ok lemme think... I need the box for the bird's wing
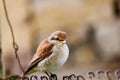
[23,39,54,75]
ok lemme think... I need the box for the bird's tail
[20,72,26,78]
[21,67,38,78]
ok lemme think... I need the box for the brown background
[0,0,120,79]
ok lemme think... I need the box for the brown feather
[23,39,54,75]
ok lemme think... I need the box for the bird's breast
[38,43,69,73]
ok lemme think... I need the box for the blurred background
[0,0,120,79]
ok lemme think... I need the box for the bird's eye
[56,37,64,41]
[51,37,63,41]
[56,38,59,40]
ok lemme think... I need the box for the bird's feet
[44,71,57,80]
[49,73,57,80]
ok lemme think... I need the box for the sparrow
[23,31,69,78]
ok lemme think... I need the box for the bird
[22,31,69,78]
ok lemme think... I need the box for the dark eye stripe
[51,37,64,41]
[56,38,64,41]
[59,39,64,41]
[56,38,59,40]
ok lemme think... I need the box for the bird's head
[48,31,67,44]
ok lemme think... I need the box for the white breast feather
[38,43,69,73]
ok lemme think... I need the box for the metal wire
[2,0,24,73]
